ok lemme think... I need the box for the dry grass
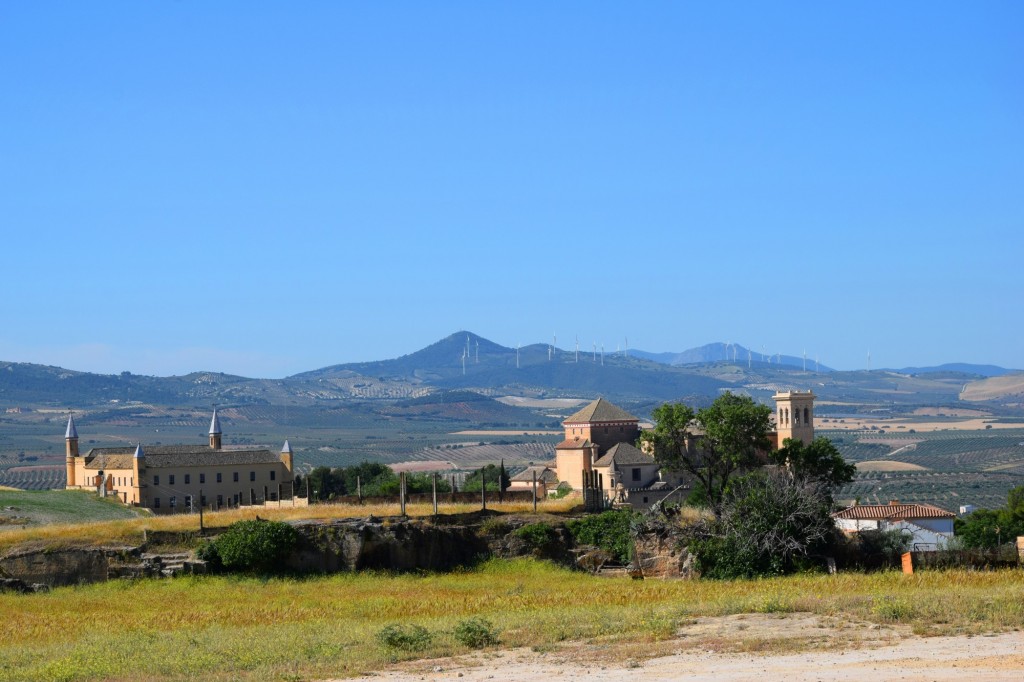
[0,498,579,554]
[2,561,1023,681]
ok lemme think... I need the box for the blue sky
[2,2,1021,377]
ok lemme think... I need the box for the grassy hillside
[0,490,141,528]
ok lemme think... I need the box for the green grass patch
[0,489,140,528]
[1,560,1023,681]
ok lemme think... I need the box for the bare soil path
[342,614,1024,682]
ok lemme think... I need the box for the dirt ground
[342,614,1024,682]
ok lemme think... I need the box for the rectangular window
[169,475,175,485]
[270,470,276,481]
[200,495,206,506]
[199,473,205,484]
[216,473,222,483]
[154,498,161,508]
[153,475,159,485]
[233,472,239,482]
[631,468,641,482]
[216,494,223,507]
[250,471,256,482]
[184,495,192,509]
[184,474,190,484]
[170,496,176,508]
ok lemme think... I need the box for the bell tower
[65,414,79,487]
[773,390,816,445]
[209,408,222,450]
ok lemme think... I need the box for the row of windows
[152,470,277,486]
[153,490,282,509]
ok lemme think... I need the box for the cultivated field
[1,561,1022,681]
[0,489,141,529]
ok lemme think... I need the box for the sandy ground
[341,614,1024,682]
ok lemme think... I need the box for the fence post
[432,473,438,515]
[357,476,362,504]
[481,467,486,511]
[532,470,537,512]
[199,488,204,532]
[400,471,407,516]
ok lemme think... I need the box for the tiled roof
[84,445,283,469]
[510,466,559,484]
[832,503,955,521]
[564,398,639,424]
[593,442,655,468]
[555,438,593,450]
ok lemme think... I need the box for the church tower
[65,414,79,487]
[209,408,222,450]
[772,390,816,445]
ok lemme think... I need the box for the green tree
[689,470,834,578]
[954,486,1024,549]
[643,392,772,515]
[770,436,856,490]
[462,464,502,492]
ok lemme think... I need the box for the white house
[832,501,956,551]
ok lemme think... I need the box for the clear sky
[2,2,1021,378]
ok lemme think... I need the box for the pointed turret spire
[133,443,144,459]
[281,440,292,454]
[65,414,78,439]
[209,408,223,450]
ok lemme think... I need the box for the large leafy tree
[642,392,773,515]
[770,436,856,490]
[955,485,1024,548]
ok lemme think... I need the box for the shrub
[512,522,559,554]
[480,517,512,537]
[213,519,299,573]
[195,539,222,572]
[549,482,573,499]
[566,510,637,564]
[376,623,433,651]
[453,617,499,649]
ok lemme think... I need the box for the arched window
[804,407,810,424]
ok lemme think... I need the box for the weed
[375,624,433,651]
[453,617,499,649]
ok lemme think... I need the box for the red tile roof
[555,438,593,450]
[832,502,955,521]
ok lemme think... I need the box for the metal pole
[199,488,204,532]
[532,470,537,512]
[432,473,438,515]
[481,467,486,511]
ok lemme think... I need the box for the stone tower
[772,390,816,446]
[209,408,222,450]
[65,414,79,487]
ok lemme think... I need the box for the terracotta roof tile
[832,503,955,521]
[563,398,639,424]
[593,442,655,467]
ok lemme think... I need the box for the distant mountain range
[0,331,1020,411]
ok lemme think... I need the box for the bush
[512,522,559,554]
[213,519,299,573]
[566,510,637,564]
[376,623,433,651]
[549,482,573,500]
[480,517,513,537]
[453,618,499,649]
[195,539,222,572]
